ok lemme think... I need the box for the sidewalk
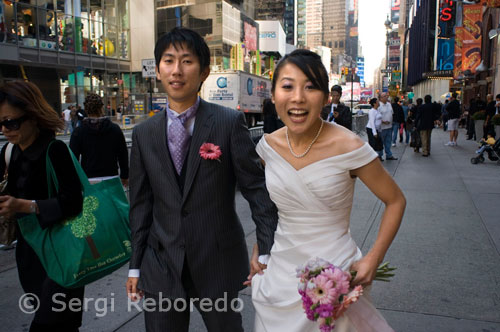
[0,127,499,332]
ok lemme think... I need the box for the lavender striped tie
[167,109,196,175]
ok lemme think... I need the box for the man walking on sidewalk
[379,92,397,160]
[416,95,440,156]
[445,92,461,146]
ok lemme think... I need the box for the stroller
[470,139,500,165]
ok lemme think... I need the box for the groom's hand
[126,277,144,301]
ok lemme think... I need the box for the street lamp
[384,15,393,94]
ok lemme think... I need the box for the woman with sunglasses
[0,81,84,332]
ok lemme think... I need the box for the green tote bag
[18,142,131,288]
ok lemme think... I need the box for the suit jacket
[415,102,440,130]
[129,99,278,299]
[321,103,352,130]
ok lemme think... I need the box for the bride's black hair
[271,49,329,97]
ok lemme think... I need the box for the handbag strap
[4,143,13,178]
[45,140,91,197]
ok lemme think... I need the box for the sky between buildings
[359,0,392,85]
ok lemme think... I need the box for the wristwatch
[30,200,37,214]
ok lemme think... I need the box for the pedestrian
[0,81,84,332]
[70,105,78,130]
[391,96,405,146]
[402,100,410,144]
[378,92,398,160]
[484,94,497,139]
[441,99,449,131]
[466,97,477,140]
[445,92,461,146]
[75,105,86,128]
[69,93,129,186]
[116,103,123,121]
[366,97,384,160]
[262,98,284,134]
[416,95,440,157]
[125,27,278,332]
[320,85,352,130]
[62,104,73,135]
[409,98,422,152]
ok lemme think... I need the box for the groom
[126,27,278,332]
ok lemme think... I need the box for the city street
[0,127,499,332]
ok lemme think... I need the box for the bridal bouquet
[296,257,395,332]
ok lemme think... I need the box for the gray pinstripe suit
[129,99,278,305]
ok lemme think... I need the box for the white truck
[200,70,271,127]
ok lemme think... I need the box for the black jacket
[70,117,129,179]
[392,103,405,124]
[416,102,440,130]
[446,100,461,119]
[321,103,352,130]
[0,132,84,326]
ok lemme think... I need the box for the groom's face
[156,43,210,108]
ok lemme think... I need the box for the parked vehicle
[352,103,371,115]
[200,70,271,127]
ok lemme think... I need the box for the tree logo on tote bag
[64,195,100,259]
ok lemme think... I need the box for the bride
[247,49,406,331]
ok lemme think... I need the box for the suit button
[181,209,189,217]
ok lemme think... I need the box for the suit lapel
[153,111,182,197]
[182,100,214,203]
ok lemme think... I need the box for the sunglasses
[0,115,29,131]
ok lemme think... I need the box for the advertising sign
[439,0,456,38]
[437,38,454,70]
[391,0,400,23]
[257,20,286,56]
[454,27,464,79]
[462,4,482,73]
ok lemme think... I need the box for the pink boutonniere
[199,143,222,162]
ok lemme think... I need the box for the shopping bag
[17,142,131,288]
[0,143,16,246]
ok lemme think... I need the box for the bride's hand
[350,254,379,287]
[243,243,266,286]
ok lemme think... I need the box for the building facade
[0,0,134,114]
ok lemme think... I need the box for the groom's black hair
[154,27,211,74]
[271,49,329,97]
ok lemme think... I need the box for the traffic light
[344,67,349,76]
[269,71,273,80]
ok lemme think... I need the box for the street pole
[350,67,354,110]
[149,78,153,113]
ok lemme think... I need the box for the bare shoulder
[264,127,287,146]
[322,122,365,155]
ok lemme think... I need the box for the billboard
[454,27,464,79]
[241,14,258,51]
[462,4,482,73]
[257,20,286,57]
[437,38,455,70]
[391,0,400,23]
[357,57,365,86]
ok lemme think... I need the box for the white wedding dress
[252,136,394,332]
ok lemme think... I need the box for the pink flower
[322,267,350,296]
[333,285,364,319]
[306,275,339,305]
[199,143,222,161]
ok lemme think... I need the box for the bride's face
[272,63,328,134]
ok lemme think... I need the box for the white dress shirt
[378,101,393,130]
[366,107,382,136]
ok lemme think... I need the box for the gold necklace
[286,120,324,158]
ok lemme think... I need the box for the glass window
[1,0,18,44]
[104,22,117,58]
[90,18,103,55]
[118,0,129,59]
[60,72,76,110]
[39,8,57,50]
[103,0,116,25]
[89,0,103,22]
[16,3,38,47]
[57,12,74,51]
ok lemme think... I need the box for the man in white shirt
[62,105,73,135]
[378,93,398,160]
